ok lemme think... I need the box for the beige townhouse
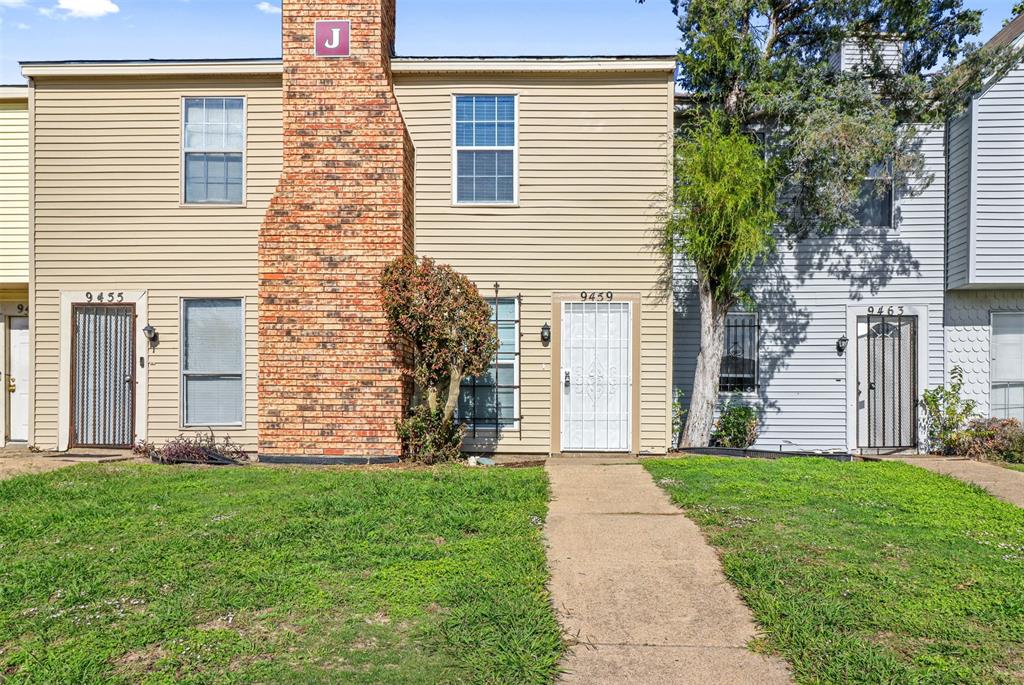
[9,0,676,460]
[0,85,30,447]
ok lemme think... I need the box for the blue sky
[0,0,1019,84]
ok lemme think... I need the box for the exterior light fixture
[836,334,849,355]
[541,323,552,345]
[143,325,158,344]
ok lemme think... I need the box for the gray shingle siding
[672,127,946,451]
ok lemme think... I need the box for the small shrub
[711,399,759,449]
[921,366,978,455]
[147,433,250,466]
[956,417,1024,463]
[396,404,465,465]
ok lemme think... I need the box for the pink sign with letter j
[315,20,351,57]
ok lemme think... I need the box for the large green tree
[644,0,1022,446]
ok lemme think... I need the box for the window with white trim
[458,298,519,429]
[992,312,1024,423]
[720,312,759,392]
[855,161,893,227]
[454,95,516,204]
[182,298,244,426]
[183,97,245,204]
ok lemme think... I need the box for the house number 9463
[85,291,125,303]
[581,291,614,302]
[867,305,905,316]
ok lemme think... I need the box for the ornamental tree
[381,256,498,462]
[643,0,1022,446]
[665,117,777,447]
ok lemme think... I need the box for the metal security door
[857,315,917,451]
[7,317,29,442]
[561,301,632,452]
[71,304,135,448]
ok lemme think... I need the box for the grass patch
[1002,464,1024,473]
[0,463,563,684]
[645,457,1024,684]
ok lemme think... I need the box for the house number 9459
[581,291,614,302]
[85,291,125,303]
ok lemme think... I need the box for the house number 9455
[581,291,614,302]
[85,291,125,303]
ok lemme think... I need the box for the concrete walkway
[545,456,791,684]
[0,445,134,481]
[894,457,1024,508]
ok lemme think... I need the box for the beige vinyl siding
[31,76,280,450]
[395,72,674,454]
[0,99,29,283]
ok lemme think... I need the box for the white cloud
[16,21,29,28]
[255,1,280,14]
[43,0,119,18]
[0,0,29,8]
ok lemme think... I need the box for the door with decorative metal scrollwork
[856,315,918,452]
[560,301,632,452]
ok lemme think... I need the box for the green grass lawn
[1003,463,1024,473]
[0,463,563,684]
[645,457,1024,685]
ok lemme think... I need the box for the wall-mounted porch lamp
[540,323,552,346]
[836,334,849,355]
[143,325,159,346]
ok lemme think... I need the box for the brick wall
[258,0,413,457]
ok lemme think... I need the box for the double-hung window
[991,313,1024,423]
[454,95,517,204]
[855,162,893,227]
[720,312,759,392]
[183,97,245,204]
[181,298,244,427]
[458,298,519,429]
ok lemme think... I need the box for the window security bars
[720,312,759,392]
[458,284,522,437]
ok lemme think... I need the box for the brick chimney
[258,0,414,458]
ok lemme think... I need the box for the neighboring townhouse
[673,19,1024,455]
[15,0,676,458]
[0,85,29,447]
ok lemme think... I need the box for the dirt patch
[113,644,169,677]
[0,446,137,481]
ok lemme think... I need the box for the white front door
[560,301,632,452]
[8,317,29,442]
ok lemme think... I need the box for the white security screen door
[8,317,28,442]
[856,314,918,451]
[560,301,632,452]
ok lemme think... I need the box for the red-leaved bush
[381,256,498,463]
[955,417,1024,463]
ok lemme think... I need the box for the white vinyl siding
[991,312,1024,423]
[181,298,244,426]
[182,97,245,204]
[453,95,517,205]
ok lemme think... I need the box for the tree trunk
[442,366,462,421]
[681,282,729,447]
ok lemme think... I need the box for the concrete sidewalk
[893,457,1024,508]
[545,456,791,685]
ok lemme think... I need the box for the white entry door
[560,301,632,452]
[8,317,29,442]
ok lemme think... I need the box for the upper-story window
[855,162,893,227]
[183,97,245,205]
[454,95,517,205]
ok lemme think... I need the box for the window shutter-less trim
[182,298,244,426]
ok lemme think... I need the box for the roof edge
[0,85,28,100]
[20,55,677,78]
